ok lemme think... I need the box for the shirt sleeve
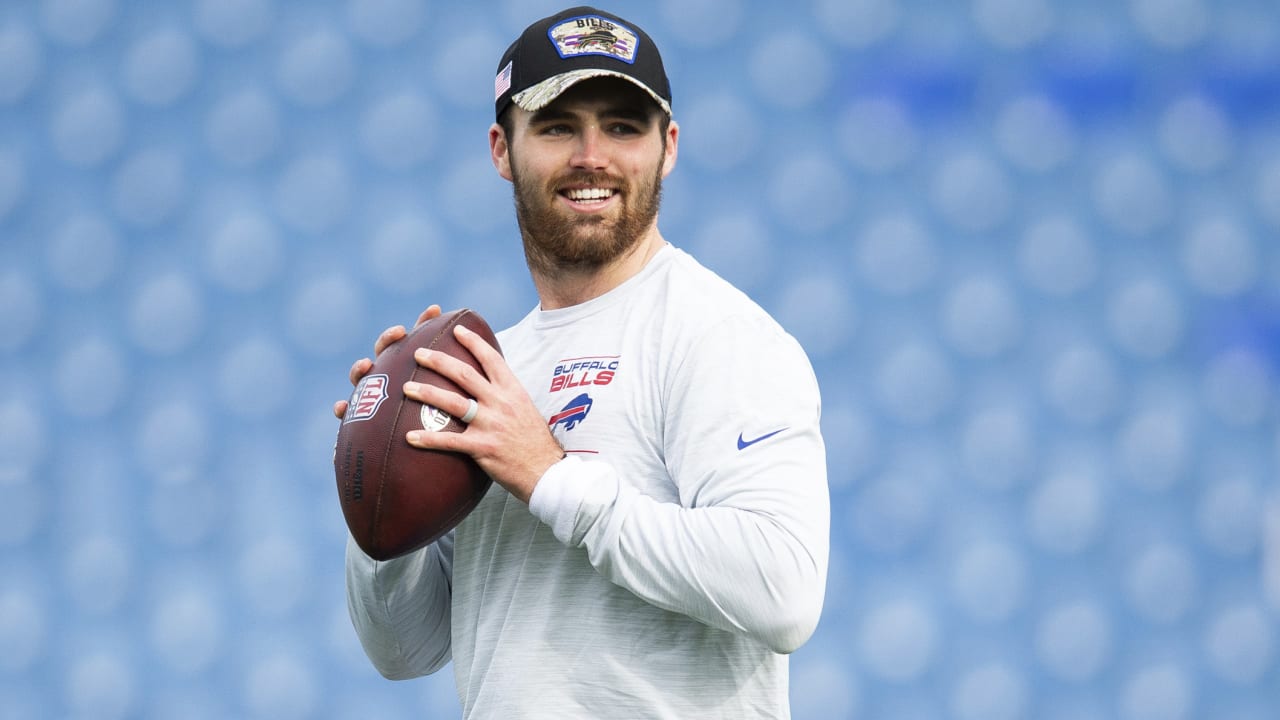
[528,314,830,654]
[344,530,455,679]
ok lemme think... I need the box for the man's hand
[333,305,442,419]
[401,323,564,504]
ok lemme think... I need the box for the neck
[531,226,666,310]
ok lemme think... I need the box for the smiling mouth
[561,187,616,205]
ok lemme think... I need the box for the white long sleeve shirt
[346,244,829,719]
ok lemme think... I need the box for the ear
[489,122,513,182]
[661,120,679,178]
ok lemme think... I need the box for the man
[336,7,829,718]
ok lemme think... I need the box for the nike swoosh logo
[737,427,788,450]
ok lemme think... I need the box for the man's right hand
[333,304,442,420]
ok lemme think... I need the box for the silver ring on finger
[460,398,479,424]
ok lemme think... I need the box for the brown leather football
[335,308,498,561]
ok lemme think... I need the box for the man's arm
[529,317,829,654]
[345,531,455,679]
[339,305,455,679]
[529,446,827,653]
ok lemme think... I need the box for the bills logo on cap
[548,15,639,64]
[345,374,389,423]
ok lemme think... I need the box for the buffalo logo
[345,374,389,423]
[549,15,639,63]
[577,29,620,53]
[549,393,593,432]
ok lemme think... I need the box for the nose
[570,125,608,171]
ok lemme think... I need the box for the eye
[537,123,573,137]
[603,124,639,138]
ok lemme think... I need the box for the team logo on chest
[549,393,593,432]
[549,355,619,393]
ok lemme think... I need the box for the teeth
[566,188,614,201]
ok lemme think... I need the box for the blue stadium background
[2,0,1279,718]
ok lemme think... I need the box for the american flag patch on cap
[494,61,513,101]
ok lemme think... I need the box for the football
[335,308,499,561]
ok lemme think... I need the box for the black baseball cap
[494,6,672,120]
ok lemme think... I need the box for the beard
[510,155,664,279]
